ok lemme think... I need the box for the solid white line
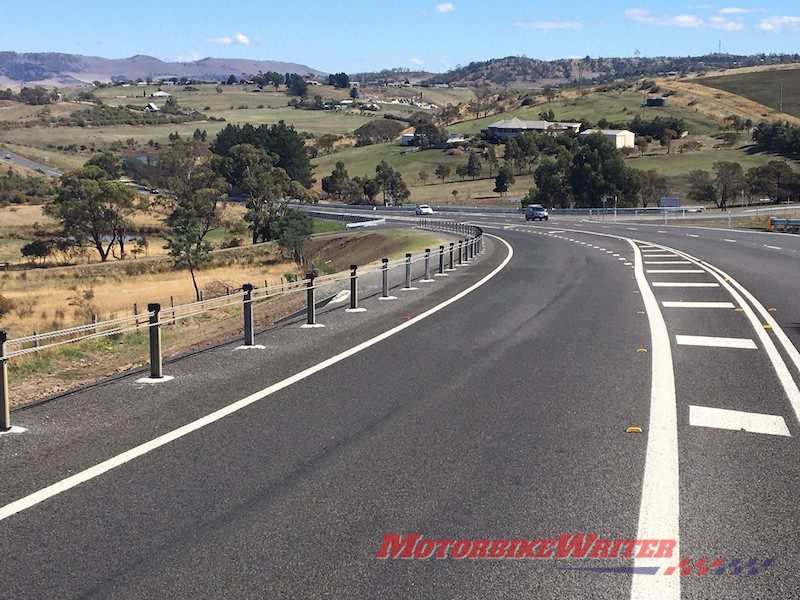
[689,405,791,437]
[629,241,680,600]
[0,235,515,523]
[676,335,757,349]
[646,269,704,274]
[764,245,781,250]
[651,282,719,288]
[662,301,735,309]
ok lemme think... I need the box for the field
[697,68,800,119]
[448,90,721,136]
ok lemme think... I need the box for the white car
[3,153,11,160]
[415,204,434,215]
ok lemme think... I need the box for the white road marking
[642,254,679,258]
[646,269,704,274]
[687,234,699,238]
[764,245,782,250]
[644,261,691,265]
[0,236,516,523]
[676,335,757,349]
[628,227,638,230]
[658,230,667,233]
[689,406,791,437]
[628,241,680,600]
[651,282,719,288]
[662,301,735,309]
[724,239,737,243]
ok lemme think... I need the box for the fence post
[380,258,396,300]
[1,331,9,431]
[437,245,446,276]
[422,249,432,282]
[449,243,455,270]
[457,240,463,265]
[402,253,416,290]
[134,302,139,330]
[304,273,318,327]
[242,284,254,346]
[346,264,366,313]
[147,303,163,380]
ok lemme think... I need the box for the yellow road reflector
[769,308,777,312]
[764,324,772,329]
[724,277,730,282]
[734,308,744,312]
[637,310,645,315]
[626,426,643,433]
[636,348,648,353]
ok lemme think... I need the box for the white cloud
[758,15,800,31]
[409,58,424,65]
[174,50,202,63]
[435,3,455,14]
[626,7,744,30]
[709,15,745,31]
[719,7,752,14]
[209,33,250,46]
[515,20,583,31]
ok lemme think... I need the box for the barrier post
[306,273,316,325]
[379,258,397,300]
[349,265,359,311]
[457,240,464,265]
[422,249,432,282]
[437,245,446,276]
[147,303,163,380]
[402,253,415,290]
[449,243,454,270]
[242,284,254,346]
[1,331,9,431]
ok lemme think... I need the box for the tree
[713,161,745,210]
[227,75,238,85]
[635,137,649,157]
[494,164,515,196]
[213,143,292,244]
[410,113,447,149]
[274,209,314,262]
[435,164,451,184]
[328,73,350,88]
[285,73,309,97]
[533,157,571,208]
[455,164,468,181]
[418,170,430,186]
[163,140,229,298]
[568,133,640,208]
[361,177,381,204]
[746,161,799,203]
[486,145,499,177]
[321,161,350,200]
[20,239,54,265]
[44,165,137,262]
[638,170,667,208]
[452,189,459,203]
[687,170,718,206]
[543,86,556,102]
[85,151,120,179]
[466,151,483,180]
[350,87,358,100]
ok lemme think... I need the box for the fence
[0,221,484,431]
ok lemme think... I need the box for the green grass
[697,68,800,118]
[312,218,346,234]
[448,90,721,136]
[628,144,792,176]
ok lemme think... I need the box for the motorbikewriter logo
[375,534,774,576]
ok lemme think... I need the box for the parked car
[524,204,549,221]
[3,153,11,160]
[415,204,434,215]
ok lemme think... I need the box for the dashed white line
[724,239,737,243]
[662,301,735,309]
[686,234,699,238]
[689,406,790,437]
[764,244,782,250]
[676,335,757,349]
[651,282,719,288]
[646,269,705,274]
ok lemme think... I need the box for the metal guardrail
[0,221,484,430]
[768,217,800,233]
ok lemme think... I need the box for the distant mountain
[421,53,800,88]
[0,52,325,87]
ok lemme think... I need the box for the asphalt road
[0,149,62,177]
[1,214,799,599]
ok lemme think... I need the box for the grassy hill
[696,68,800,119]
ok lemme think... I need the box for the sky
[2,1,800,73]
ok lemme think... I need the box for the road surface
[1,214,798,599]
[1,149,62,177]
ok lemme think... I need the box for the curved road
[1,213,798,599]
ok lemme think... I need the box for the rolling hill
[0,52,325,88]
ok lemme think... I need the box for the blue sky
[2,1,800,72]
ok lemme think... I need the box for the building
[484,117,582,140]
[579,129,636,149]
[143,103,160,113]
[151,91,171,98]
[400,133,417,146]
[646,96,668,107]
